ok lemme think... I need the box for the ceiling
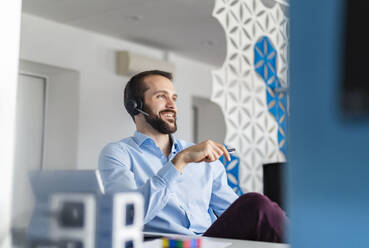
[21,0,227,66]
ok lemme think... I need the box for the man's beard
[144,107,177,134]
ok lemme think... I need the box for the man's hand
[172,140,231,173]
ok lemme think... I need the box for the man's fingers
[209,142,225,160]
[205,152,216,162]
[195,140,231,163]
[214,142,231,161]
[206,140,231,162]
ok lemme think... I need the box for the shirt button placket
[161,156,167,164]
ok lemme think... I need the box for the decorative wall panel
[212,0,289,193]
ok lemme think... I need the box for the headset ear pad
[126,98,144,116]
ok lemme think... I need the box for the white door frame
[18,72,49,169]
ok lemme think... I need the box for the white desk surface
[202,236,289,248]
[143,232,289,248]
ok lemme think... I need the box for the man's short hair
[124,70,173,121]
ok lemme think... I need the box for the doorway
[12,73,46,231]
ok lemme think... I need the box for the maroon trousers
[203,192,287,243]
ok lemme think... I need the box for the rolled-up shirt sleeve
[98,143,181,224]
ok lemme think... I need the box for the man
[99,70,286,242]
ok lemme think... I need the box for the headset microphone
[136,108,149,116]
[125,98,150,117]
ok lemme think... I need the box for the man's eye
[157,95,165,99]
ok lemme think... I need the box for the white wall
[20,13,216,170]
[193,96,226,144]
[167,53,216,142]
[19,60,80,170]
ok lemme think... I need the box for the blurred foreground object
[25,170,143,248]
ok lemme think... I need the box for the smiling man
[98,70,286,242]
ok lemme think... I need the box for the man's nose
[166,98,176,109]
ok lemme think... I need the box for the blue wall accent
[289,0,369,247]
[254,36,288,157]
[220,150,243,196]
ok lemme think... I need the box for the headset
[124,80,149,117]
[124,70,173,118]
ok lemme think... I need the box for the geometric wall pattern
[212,0,289,193]
[254,36,288,157]
[219,152,243,196]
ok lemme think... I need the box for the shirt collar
[133,131,180,151]
[133,131,151,147]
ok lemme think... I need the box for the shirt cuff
[156,161,181,191]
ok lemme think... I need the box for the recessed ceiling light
[202,40,216,47]
[127,15,143,21]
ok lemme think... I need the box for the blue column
[289,0,369,247]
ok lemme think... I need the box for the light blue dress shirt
[98,131,238,235]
